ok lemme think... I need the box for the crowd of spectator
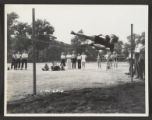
[10,50,28,70]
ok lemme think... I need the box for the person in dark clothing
[71,31,118,53]
[60,52,66,67]
[42,63,49,71]
[11,52,17,70]
[51,62,64,71]
[138,39,145,80]
[71,51,77,69]
[77,53,82,69]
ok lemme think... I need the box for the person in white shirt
[113,51,118,68]
[97,53,102,68]
[77,53,82,69]
[60,52,66,67]
[138,39,145,80]
[66,52,72,69]
[21,50,28,70]
[81,52,87,69]
[16,51,22,69]
[134,40,143,78]
[106,50,112,69]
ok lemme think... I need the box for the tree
[71,29,85,53]
[114,40,123,54]
[35,19,54,50]
[122,43,130,58]
[12,22,32,51]
[7,12,18,54]
[34,19,55,61]
[71,30,98,61]
[123,32,145,58]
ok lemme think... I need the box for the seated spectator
[42,63,49,71]
[51,62,64,71]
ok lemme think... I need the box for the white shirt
[71,54,76,59]
[16,53,21,59]
[66,54,72,59]
[81,55,86,62]
[22,53,28,59]
[12,54,16,59]
[61,55,66,59]
[135,43,143,53]
[77,55,82,60]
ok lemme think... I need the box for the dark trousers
[138,54,145,80]
[16,59,21,69]
[134,53,140,77]
[78,60,81,69]
[61,59,66,66]
[72,59,76,69]
[11,59,16,69]
[51,66,60,71]
[21,59,27,69]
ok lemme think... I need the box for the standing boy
[16,51,21,70]
[11,52,16,70]
[66,52,72,69]
[97,53,102,68]
[21,50,28,70]
[71,51,77,69]
[60,52,66,67]
[77,53,82,69]
[81,52,87,69]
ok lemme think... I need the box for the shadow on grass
[7,81,145,113]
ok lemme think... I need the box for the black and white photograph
[4,4,148,116]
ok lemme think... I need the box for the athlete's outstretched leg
[71,31,95,41]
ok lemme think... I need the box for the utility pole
[131,24,134,82]
[32,8,36,95]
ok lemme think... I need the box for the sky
[5,5,148,44]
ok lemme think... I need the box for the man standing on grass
[77,53,82,69]
[66,52,72,69]
[71,51,77,69]
[134,39,143,79]
[60,52,66,67]
[11,52,17,70]
[15,51,21,70]
[81,52,87,69]
[97,52,102,68]
[113,51,118,68]
[138,38,145,80]
[21,50,28,70]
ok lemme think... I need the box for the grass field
[6,62,145,113]
[7,82,145,113]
